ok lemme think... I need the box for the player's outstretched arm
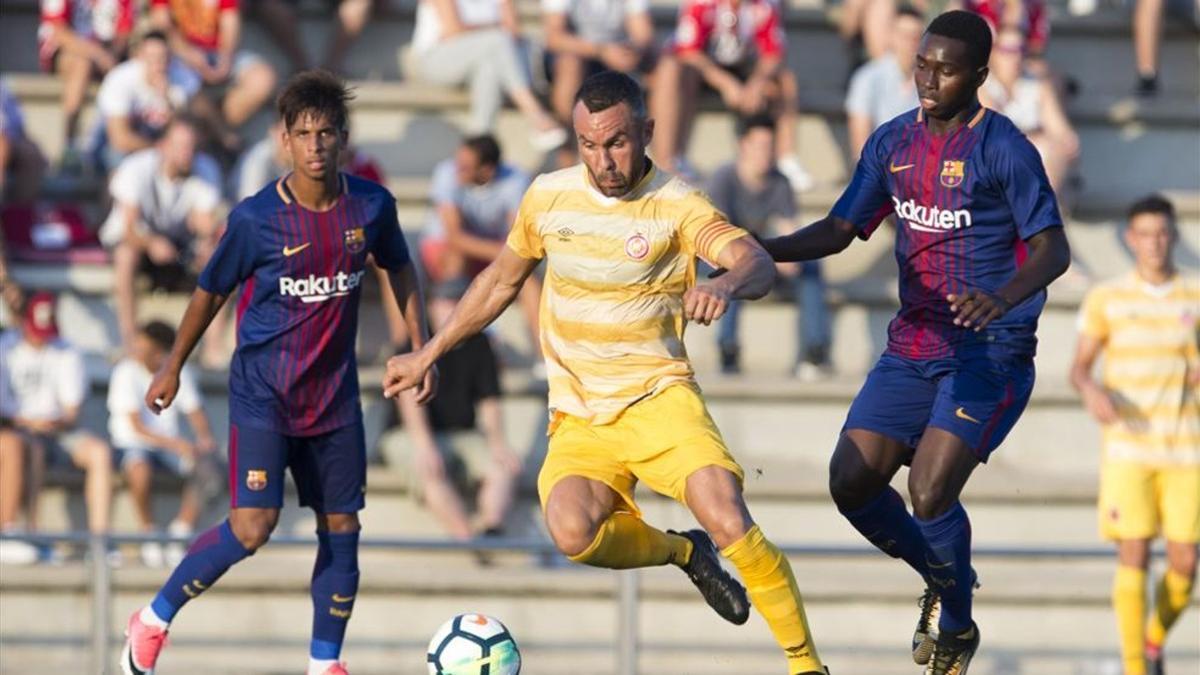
[684,236,775,326]
[384,247,538,400]
[947,227,1071,332]
[760,216,859,263]
[145,289,228,415]
[385,263,438,402]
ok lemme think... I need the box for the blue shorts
[843,352,1035,462]
[228,421,366,514]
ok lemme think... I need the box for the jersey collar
[276,172,349,207]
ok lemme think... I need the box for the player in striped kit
[120,70,435,675]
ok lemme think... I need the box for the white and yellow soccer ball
[426,613,521,675]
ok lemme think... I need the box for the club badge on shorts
[344,227,366,253]
[940,160,965,188]
[246,469,268,491]
[625,232,650,261]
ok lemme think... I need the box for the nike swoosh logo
[889,162,916,173]
[925,557,955,570]
[955,407,982,424]
[283,242,311,257]
[331,593,355,603]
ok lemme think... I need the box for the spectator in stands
[149,0,277,145]
[541,0,658,125]
[384,279,521,543]
[94,30,202,172]
[1070,195,1198,675]
[0,292,114,563]
[1130,0,1199,95]
[838,0,922,65]
[844,4,922,160]
[964,0,1049,59]
[651,0,813,190]
[37,0,137,172]
[409,0,567,149]
[421,135,540,349]
[108,321,216,568]
[98,115,224,359]
[978,26,1079,195]
[707,115,831,377]
[0,233,23,317]
[0,80,48,206]
[252,0,377,74]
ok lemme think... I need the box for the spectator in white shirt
[0,293,114,559]
[99,115,223,355]
[108,321,215,567]
[410,0,567,149]
[844,4,923,160]
[94,30,201,171]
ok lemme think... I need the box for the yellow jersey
[505,163,747,424]
[1078,271,1200,466]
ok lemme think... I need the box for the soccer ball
[426,613,521,675]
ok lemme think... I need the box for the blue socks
[151,520,252,623]
[915,502,974,634]
[840,487,931,579]
[310,530,361,661]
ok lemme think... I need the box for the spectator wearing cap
[0,292,115,563]
[108,321,216,568]
[382,279,522,545]
[99,115,224,359]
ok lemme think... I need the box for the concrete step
[1,553,1197,674]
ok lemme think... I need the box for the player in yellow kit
[1070,195,1199,675]
[384,71,828,674]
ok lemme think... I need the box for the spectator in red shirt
[37,0,137,172]
[650,0,812,190]
[149,0,277,138]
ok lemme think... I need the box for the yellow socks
[567,512,693,569]
[1113,565,1147,675]
[722,526,823,674]
[1147,568,1195,648]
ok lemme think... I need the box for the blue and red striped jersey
[198,173,411,436]
[831,105,1063,360]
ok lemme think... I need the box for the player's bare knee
[1166,543,1198,578]
[908,479,953,521]
[545,507,602,557]
[230,509,280,550]
[319,512,361,534]
[702,510,751,550]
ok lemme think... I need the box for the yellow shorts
[1099,461,1200,543]
[537,384,744,516]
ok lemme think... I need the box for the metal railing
[0,531,1133,675]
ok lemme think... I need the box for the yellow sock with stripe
[1146,568,1195,648]
[722,526,823,674]
[1113,565,1148,675]
[567,512,693,569]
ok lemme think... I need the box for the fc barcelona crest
[940,160,965,188]
[246,469,268,491]
[343,227,366,253]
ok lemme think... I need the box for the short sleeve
[754,0,785,59]
[1076,287,1109,341]
[626,0,649,14]
[96,67,132,118]
[430,161,459,207]
[678,188,748,265]
[371,196,412,271]
[505,186,545,260]
[542,0,569,13]
[830,126,894,240]
[106,361,142,415]
[470,335,502,401]
[174,366,202,414]
[188,178,222,215]
[673,0,708,53]
[197,208,260,295]
[991,128,1064,241]
[56,347,86,410]
[844,63,873,117]
[41,0,68,22]
[109,153,147,205]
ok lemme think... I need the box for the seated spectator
[838,0,924,65]
[37,0,137,171]
[844,4,922,159]
[541,0,657,125]
[98,115,224,357]
[252,0,377,74]
[651,0,813,190]
[963,0,1049,59]
[383,280,521,543]
[421,135,540,349]
[978,26,1079,195]
[707,115,831,377]
[94,29,201,172]
[0,80,48,206]
[108,321,216,568]
[149,0,277,147]
[0,292,114,563]
[409,0,567,149]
